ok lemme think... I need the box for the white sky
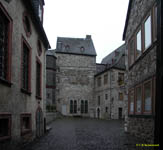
[43,0,129,63]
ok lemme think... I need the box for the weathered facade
[0,0,50,147]
[55,35,96,117]
[94,44,127,120]
[46,50,57,110]
[123,0,157,143]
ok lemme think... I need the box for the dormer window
[80,47,85,52]
[65,45,70,51]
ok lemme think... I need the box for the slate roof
[22,0,50,49]
[55,35,97,56]
[95,44,126,76]
[122,0,133,40]
[46,49,57,58]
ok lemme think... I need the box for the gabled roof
[22,0,50,49]
[95,44,126,76]
[55,35,97,56]
[122,0,133,40]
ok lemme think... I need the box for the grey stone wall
[94,69,127,120]
[55,53,96,117]
[124,0,156,144]
[0,0,46,142]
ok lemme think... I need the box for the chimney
[86,35,91,40]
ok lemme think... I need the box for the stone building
[55,35,96,117]
[123,0,157,143]
[94,44,127,119]
[0,0,50,147]
[46,50,57,111]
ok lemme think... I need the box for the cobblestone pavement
[24,118,143,150]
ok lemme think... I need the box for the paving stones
[24,118,143,150]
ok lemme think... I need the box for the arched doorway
[97,108,100,119]
[36,107,44,137]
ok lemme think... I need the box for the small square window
[119,93,123,101]
[0,114,11,141]
[21,114,32,136]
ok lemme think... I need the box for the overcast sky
[43,0,129,63]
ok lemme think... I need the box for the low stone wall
[128,117,154,144]
[46,112,58,124]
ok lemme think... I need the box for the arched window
[74,100,77,114]
[23,12,31,37]
[70,100,73,114]
[81,100,84,114]
[85,100,88,113]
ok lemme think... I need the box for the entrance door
[118,108,123,119]
[97,108,100,119]
[36,107,44,137]
[62,105,67,115]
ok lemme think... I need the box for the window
[129,78,154,115]
[81,100,84,114]
[129,90,134,114]
[65,45,70,51]
[118,73,124,85]
[21,114,32,136]
[36,59,42,98]
[105,94,108,100]
[98,96,100,106]
[70,100,73,114]
[85,100,88,113]
[144,81,152,112]
[97,77,101,87]
[23,12,31,37]
[129,38,135,66]
[37,40,42,56]
[74,100,77,114]
[0,114,11,141]
[119,93,123,101]
[144,15,152,50]
[0,3,12,83]
[136,86,142,113]
[104,74,108,85]
[136,29,142,59]
[81,100,88,114]
[70,100,77,114]
[80,47,85,52]
[21,38,31,93]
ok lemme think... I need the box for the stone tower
[55,35,96,117]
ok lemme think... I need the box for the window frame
[0,2,13,85]
[104,74,108,85]
[128,89,135,115]
[152,4,157,41]
[0,114,11,141]
[20,113,32,136]
[128,37,135,66]
[143,13,152,52]
[135,28,142,60]
[143,79,152,114]
[21,36,32,94]
[36,57,42,99]
[22,11,32,37]
[135,85,143,115]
